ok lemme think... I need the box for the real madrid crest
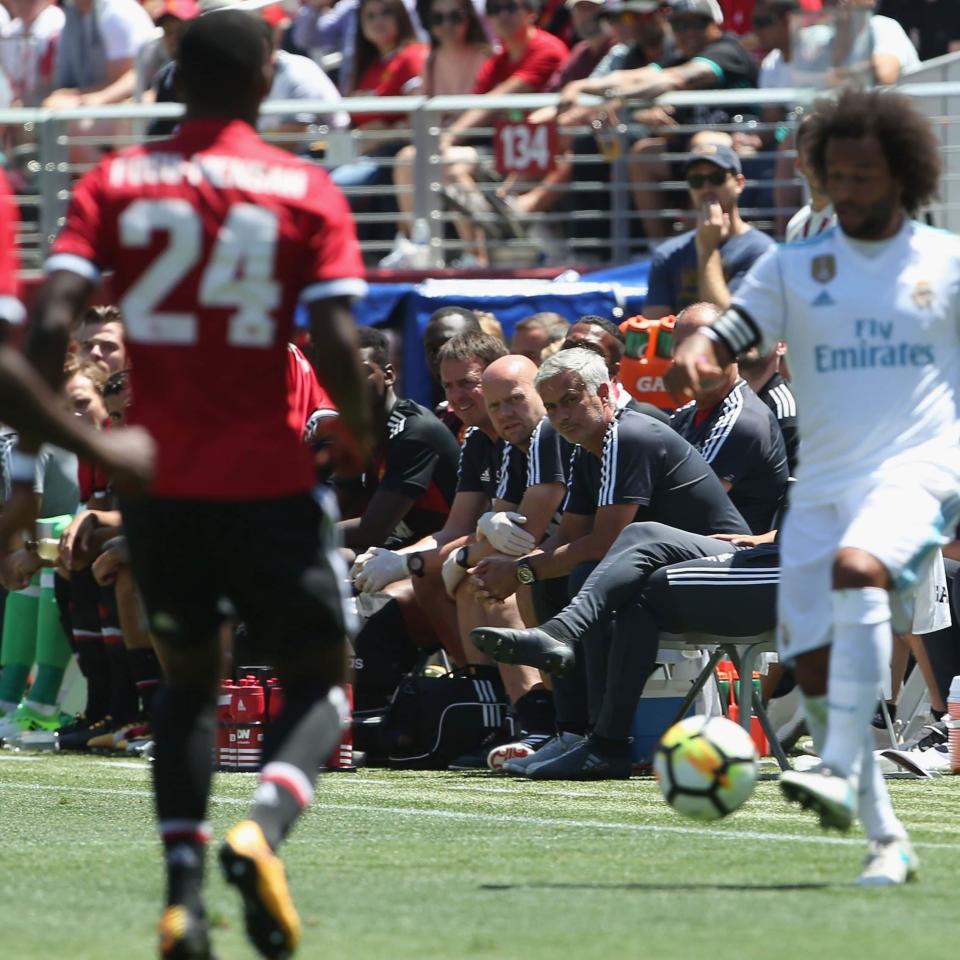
[913,281,934,309]
[811,254,836,285]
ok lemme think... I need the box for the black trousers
[594,543,780,740]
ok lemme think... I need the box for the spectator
[669,302,789,533]
[135,0,199,98]
[0,0,65,106]
[615,0,757,241]
[149,6,346,143]
[513,1,675,253]
[257,5,349,149]
[329,0,427,242]
[42,0,154,166]
[336,326,461,552]
[391,0,492,237]
[44,0,155,111]
[291,0,427,93]
[643,144,775,319]
[511,311,570,364]
[546,0,614,89]
[768,0,918,87]
[432,0,570,265]
[877,0,960,62]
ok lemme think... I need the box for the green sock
[0,577,40,705]
[29,568,73,707]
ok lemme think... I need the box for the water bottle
[410,217,433,270]
[948,675,960,774]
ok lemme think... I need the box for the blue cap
[684,143,742,176]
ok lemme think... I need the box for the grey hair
[535,347,610,397]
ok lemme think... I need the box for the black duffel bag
[379,665,509,769]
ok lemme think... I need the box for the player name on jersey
[108,153,309,199]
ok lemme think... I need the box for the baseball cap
[197,0,284,14]
[599,0,664,14]
[155,0,201,20]
[684,143,742,175]
[667,0,723,24]
[565,0,605,8]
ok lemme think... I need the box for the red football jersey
[286,340,336,436]
[48,119,366,499]
[0,168,24,326]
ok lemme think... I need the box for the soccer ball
[653,715,759,821]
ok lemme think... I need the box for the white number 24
[119,199,281,347]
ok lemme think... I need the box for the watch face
[407,553,424,576]
[516,562,535,584]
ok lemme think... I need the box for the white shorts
[777,456,960,661]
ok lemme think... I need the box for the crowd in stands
[0,0,956,263]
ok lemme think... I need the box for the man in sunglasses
[644,143,775,320]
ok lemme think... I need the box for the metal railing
[2,78,959,272]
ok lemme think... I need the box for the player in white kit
[668,88,960,886]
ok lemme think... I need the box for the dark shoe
[470,627,576,677]
[220,820,300,959]
[158,904,216,959]
[525,738,632,781]
[56,715,113,751]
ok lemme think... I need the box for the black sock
[251,686,348,851]
[513,688,555,735]
[74,635,110,721]
[162,836,209,913]
[104,638,139,722]
[153,686,216,910]
[932,707,946,722]
[127,646,162,718]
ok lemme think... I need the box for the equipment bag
[380,665,509,769]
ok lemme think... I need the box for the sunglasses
[752,12,781,27]
[431,9,464,24]
[487,1,522,15]
[670,14,710,29]
[687,169,730,188]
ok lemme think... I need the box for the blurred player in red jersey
[25,10,372,959]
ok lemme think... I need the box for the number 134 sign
[494,119,557,177]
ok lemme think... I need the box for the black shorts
[120,491,351,652]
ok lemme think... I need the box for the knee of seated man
[832,548,891,590]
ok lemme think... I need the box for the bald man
[443,355,571,769]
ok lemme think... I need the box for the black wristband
[706,306,761,358]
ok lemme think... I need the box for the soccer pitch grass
[2,754,958,960]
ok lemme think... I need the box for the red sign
[494,119,558,177]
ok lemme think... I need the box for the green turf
[1,753,958,960]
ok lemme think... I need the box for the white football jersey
[732,220,960,504]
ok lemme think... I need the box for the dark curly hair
[357,326,391,371]
[806,88,941,215]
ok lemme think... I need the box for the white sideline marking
[3,780,960,851]
[0,754,41,761]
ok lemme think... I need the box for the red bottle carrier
[216,675,355,772]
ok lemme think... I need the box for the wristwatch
[406,553,425,578]
[455,545,471,569]
[515,559,537,585]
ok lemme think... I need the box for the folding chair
[658,631,791,771]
